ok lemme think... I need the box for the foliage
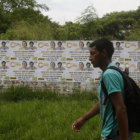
[56,22,83,40]
[0,1,140,40]
[10,8,49,24]
[0,6,11,33]
[76,4,98,24]
[0,7,56,40]
[0,20,54,40]
[125,19,140,40]
[0,0,49,12]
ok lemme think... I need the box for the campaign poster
[9,57,38,81]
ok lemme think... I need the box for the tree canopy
[0,0,49,12]
[0,2,140,40]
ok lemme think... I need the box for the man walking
[72,38,133,140]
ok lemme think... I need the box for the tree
[9,8,51,25]
[76,4,98,24]
[0,20,54,40]
[0,0,50,34]
[0,6,10,33]
[0,0,49,12]
[125,19,140,40]
[61,22,82,40]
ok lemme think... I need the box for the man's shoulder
[104,68,116,75]
[103,67,122,79]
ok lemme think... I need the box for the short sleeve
[103,70,123,95]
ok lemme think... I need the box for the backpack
[101,66,140,133]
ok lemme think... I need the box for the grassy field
[0,87,140,140]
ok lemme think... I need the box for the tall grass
[0,86,98,102]
[0,88,100,140]
[0,87,139,140]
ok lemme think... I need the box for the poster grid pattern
[0,40,140,87]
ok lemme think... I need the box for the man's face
[58,63,62,68]
[87,42,90,48]
[50,42,55,49]
[116,63,120,68]
[22,61,27,68]
[58,42,62,47]
[2,62,6,67]
[137,62,140,69]
[22,41,27,47]
[89,46,104,68]
[30,62,34,67]
[138,42,140,48]
[116,42,120,48]
[86,63,90,68]
[79,62,84,69]
[50,62,55,68]
[30,42,34,47]
[2,42,6,47]
[79,42,84,49]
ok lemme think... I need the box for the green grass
[0,100,101,140]
[0,86,139,140]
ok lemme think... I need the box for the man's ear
[102,49,108,58]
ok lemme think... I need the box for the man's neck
[100,60,111,72]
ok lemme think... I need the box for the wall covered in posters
[0,40,140,88]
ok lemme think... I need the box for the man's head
[2,61,6,67]
[2,41,6,47]
[89,38,114,67]
[86,62,91,68]
[50,62,55,69]
[29,61,34,67]
[58,41,62,47]
[138,42,140,49]
[29,41,34,47]
[86,42,91,48]
[22,61,27,68]
[79,41,84,49]
[58,62,62,68]
[115,62,120,68]
[22,41,27,47]
[116,42,120,48]
[137,62,140,69]
[50,41,55,49]
[79,62,84,69]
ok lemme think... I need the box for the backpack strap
[101,79,109,105]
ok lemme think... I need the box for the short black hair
[22,41,27,45]
[29,41,34,44]
[89,38,114,59]
[116,42,120,45]
[2,41,6,45]
[58,62,62,65]
[50,41,55,45]
[115,62,120,65]
[86,42,90,45]
[22,61,27,64]
[2,61,6,64]
[30,61,34,65]
[79,41,84,46]
[86,62,91,66]
[57,41,62,45]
